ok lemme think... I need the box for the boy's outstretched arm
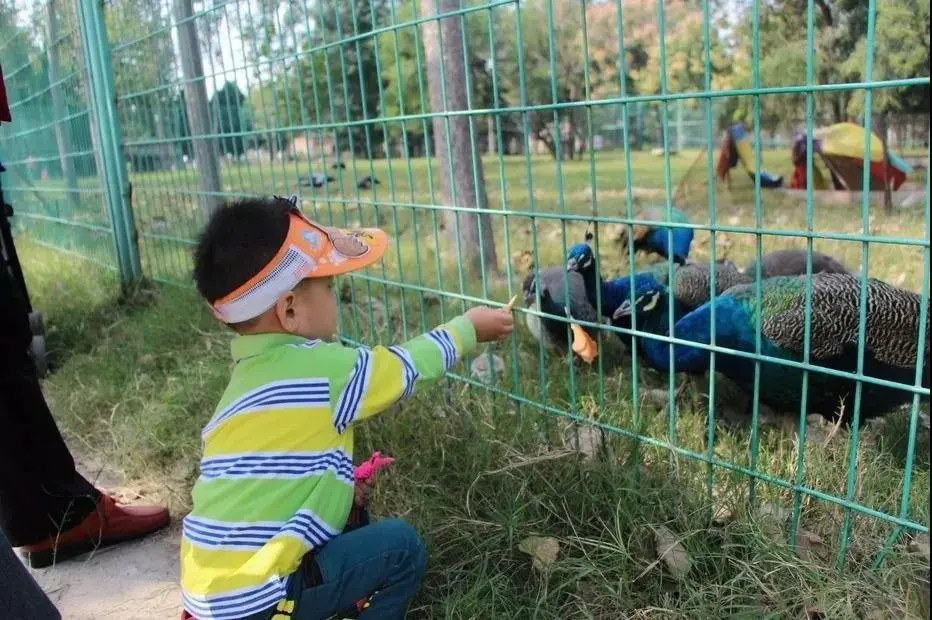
[326,307,513,432]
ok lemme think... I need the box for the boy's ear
[275,291,299,333]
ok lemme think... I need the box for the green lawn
[10,146,931,617]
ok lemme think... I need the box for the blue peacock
[567,241,748,350]
[618,206,694,265]
[565,242,631,319]
[631,273,930,425]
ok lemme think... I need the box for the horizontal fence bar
[346,271,932,397]
[340,332,930,535]
[120,77,931,140]
[11,211,113,232]
[126,188,931,248]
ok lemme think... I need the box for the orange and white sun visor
[211,196,389,324]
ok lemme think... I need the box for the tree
[730,0,869,130]
[495,0,591,159]
[377,2,431,151]
[844,0,931,213]
[420,0,498,277]
[378,1,497,155]
[247,78,301,162]
[211,82,251,158]
[493,0,722,157]
[169,92,193,160]
[239,0,389,158]
[174,0,221,218]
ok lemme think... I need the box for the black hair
[193,197,292,305]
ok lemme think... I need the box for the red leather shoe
[19,493,170,568]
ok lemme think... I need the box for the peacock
[565,242,631,319]
[743,248,849,279]
[567,242,750,346]
[607,260,752,352]
[357,175,380,190]
[618,206,694,265]
[521,266,601,360]
[633,273,930,425]
[299,172,335,188]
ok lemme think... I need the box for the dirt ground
[29,525,181,619]
[23,459,183,620]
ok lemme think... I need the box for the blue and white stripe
[183,577,286,620]
[182,508,338,553]
[199,450,354,484]
[426,328,458,371]
[203,379,330,437]
[183,515,285,551]
[290,339,321,349]
[388,345,420,400]
[278,508,340,549]
[332,348,373,433]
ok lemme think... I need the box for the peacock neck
[580,265,599,299]
[640,298,712,374]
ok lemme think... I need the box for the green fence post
[76,0,141,285]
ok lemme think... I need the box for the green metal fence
[1,0,929,574]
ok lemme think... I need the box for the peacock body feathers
[612,260,751,340]
[620,206,694,265]
[743,248,849,278]
[643,273,931,424]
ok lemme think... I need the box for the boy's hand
[466,306,515,343]
[354,479,372,506]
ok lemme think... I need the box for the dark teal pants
[261,518,427,620]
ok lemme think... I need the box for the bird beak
[566,258,578,272]
[642,292,660,311]
[612,300,632,320]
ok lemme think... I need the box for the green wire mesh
[1,0,929,570]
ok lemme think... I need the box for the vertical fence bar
[789,0,818,549]
[700,0,718,507]
[77,0,141,285]
[838,0,879,570]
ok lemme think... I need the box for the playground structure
[709,121,923,208]
[716,122,785,189]
[789,122,913,192]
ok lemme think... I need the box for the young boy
[182,196,514,620]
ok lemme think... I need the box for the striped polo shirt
[180,316,476,619]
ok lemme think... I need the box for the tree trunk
[420,0,498,277]
[45,0,80,210]
[174,0,222,219]
[878,110,893,215]
[487,114,495,155]
[565,114,576,160]
[831,94,845,125]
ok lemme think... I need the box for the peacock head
[610,273,665,321]
[565,243,595,274]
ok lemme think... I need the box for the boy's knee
[380,519,427,575]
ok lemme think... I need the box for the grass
[12,146,931,617]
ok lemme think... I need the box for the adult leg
[0,253,99,546]
[290,519,427,620]
[0,529,61,620]
[0,255,169,568]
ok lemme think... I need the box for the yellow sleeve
[331,315,477,431]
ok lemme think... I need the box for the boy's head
[193,196,388,339]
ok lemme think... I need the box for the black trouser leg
[0,251,99,547]
[0,529,61,619]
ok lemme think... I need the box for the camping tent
[715,123,784,189]
[789,122,912,192]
